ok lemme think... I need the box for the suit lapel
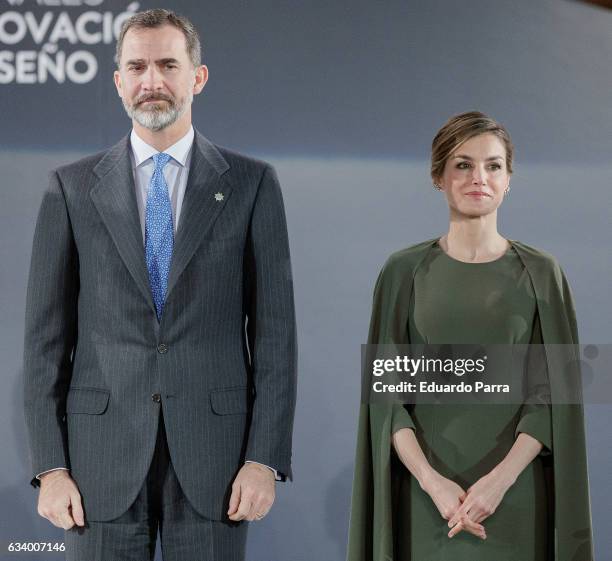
[165,131,232,298]
[90,135,157,316]
[89,131,232,317]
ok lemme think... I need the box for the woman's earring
[433,183,443,191]
[504,186,510,196]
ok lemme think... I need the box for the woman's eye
[457,162,471,169]
[489,163,502,170]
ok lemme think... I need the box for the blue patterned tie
[145,152,173,320]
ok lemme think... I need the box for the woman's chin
[453,205,497,219]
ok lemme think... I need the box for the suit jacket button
[151,393,161,403]
[157,343,168,354]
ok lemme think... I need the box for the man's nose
[140,65,164,91]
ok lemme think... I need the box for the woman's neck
[440,215,509,263]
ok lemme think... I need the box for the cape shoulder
[377,238,437,282]
[371,238,575,345]
[510,240,566,285]
[376,238,567,293]
[368,239,437,345]
[380,238,561,274]
[511,240,577,343]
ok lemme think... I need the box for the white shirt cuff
[245,461,281,481]
[36,467,69,480]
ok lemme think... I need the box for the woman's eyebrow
[453,154,505,161]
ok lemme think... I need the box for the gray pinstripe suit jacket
[23,130,297,522]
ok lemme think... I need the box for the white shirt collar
[130,125,195,168]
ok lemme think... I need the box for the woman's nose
[471,165,486,185]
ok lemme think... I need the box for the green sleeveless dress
[393,244,553,561]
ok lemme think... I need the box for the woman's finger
[448,501,470,528]
[448,515,486,539]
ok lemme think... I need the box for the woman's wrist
[418,466,440,493]
[489,461,518,490]
[392,428,437,491]
[489,433,543,490]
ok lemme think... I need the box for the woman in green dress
[347,112,593,561]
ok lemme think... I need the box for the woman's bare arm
[448,432,543,532]
[392,428,486,539]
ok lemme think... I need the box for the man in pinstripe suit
[23,9,297,560]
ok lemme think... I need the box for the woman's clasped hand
[422,467,516,540]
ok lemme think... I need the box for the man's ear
[193,65,208,95]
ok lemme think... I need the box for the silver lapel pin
[214,192,224,202]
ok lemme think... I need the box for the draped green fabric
[346,239,593,561]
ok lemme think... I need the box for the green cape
[347,239,593,561]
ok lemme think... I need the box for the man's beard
[123,92,192,132]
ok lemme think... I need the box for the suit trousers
[65,408,248,561]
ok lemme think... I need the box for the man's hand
[37,471,85,530]
[421,471,486,540]
[227,463,275,522]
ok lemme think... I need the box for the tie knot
[153,152,171,170]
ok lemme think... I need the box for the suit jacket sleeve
[244,164,297,479]
[23,170,78,486]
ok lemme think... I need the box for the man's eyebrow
[452,154,505,161]
[124,58,181,65]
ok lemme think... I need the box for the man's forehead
[122,25,189,56]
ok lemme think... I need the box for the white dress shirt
[38,126,279,481]
[130,126,193,240]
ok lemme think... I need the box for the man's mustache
[135,94,174,106]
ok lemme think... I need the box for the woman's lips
[465,192,490,199]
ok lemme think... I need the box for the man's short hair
[115,9,202,68]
